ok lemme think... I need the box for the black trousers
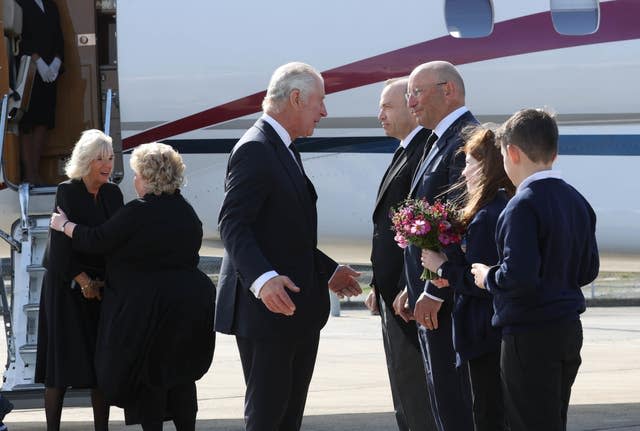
[501,319,583,431]
[236,333,320,431]
[379,297,438,431]
[417,299,474,431]
[468,349,508,431]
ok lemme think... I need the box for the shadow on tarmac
[5,405,640,430]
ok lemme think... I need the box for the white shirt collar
[33,0,44,12]
[399,126,424,149]
[261,113,292,148]
[434,106,469,139]
[517,169,563,193]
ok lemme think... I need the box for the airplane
[0,0,638,391]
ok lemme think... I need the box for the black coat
[35,179,123,387]
[370,127,431,340]
[17,0,64,129]
[216,118,337,339]
[71,191,216,414]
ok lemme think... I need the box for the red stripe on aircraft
[123,0,639,150]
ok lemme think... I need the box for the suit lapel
[409,112,472,195]
[374,128,428,211]
[255,120,316,228]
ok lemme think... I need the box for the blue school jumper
[485,174,599,333]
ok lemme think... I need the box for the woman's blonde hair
[64,129,113,180]
[130,142,185,195]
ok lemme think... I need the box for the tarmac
[1,306,639,430]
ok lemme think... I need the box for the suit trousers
[417,299,474,431]
[501,319,583,431]
[468,349,508,431]
[379,297,438,431]
[236,332,320,431]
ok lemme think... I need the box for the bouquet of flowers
[391,198,463,280]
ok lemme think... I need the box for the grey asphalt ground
[2,307,639,430]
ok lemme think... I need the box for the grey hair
[262,62,323,113]
[64,129,113,180]
[130,142,185,195]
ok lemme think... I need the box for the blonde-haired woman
[36,129,123,431]
[51,142,215,431]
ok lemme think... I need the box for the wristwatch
[436,264,445,278]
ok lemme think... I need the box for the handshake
[35,57,62,83]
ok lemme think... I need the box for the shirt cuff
[328,265,340,284]
[423,283,445,302]
[250,270,279,298]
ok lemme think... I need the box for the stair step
[26,264,45,273]
[19,344,37,355]
[23,303,39,313]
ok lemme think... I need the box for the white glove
[47,57,62,82]
[36,58,51,83]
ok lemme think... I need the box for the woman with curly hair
[50,142,215,431]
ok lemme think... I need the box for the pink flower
[395,234,409,249]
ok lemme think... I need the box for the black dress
[35,179,124,387]
[71,191,216,424]
[16,0,64,131]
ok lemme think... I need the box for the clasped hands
[81,279,104,300]
[35,56,62,83]
[260,265,361,316]
[389,249,449,330]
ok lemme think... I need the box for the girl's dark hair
[450,124,516,227]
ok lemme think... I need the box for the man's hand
[471,263,490,289]
[365,289,378,313]
[392,287,414,323]
[414,292,442,330]
[259,275,300,316]
[328,265,362,298]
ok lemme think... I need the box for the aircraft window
[445,0,494,38]
[551,0,600,35]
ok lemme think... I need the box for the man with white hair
[216,62,361,431]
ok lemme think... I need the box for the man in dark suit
[401,61,477,430]
[367,78,437,431]
[216,62,361,431]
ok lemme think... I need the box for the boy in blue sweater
[471,109,599,431]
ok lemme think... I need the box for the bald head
[407,61,466,129]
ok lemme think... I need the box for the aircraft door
[40,0,101,185]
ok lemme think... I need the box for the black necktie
[418,132,439,168]
[289,142,304,174]
[391,145,405,164]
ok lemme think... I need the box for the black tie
[417,132,439,169]
[289,142,305,174]
[391,145,404,164]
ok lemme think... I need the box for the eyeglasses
[405,82,447,101]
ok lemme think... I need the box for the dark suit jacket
[216,118,337,339]
[371,127,431,309]
[405,111,479,307]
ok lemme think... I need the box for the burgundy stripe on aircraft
[123,0,640,150]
